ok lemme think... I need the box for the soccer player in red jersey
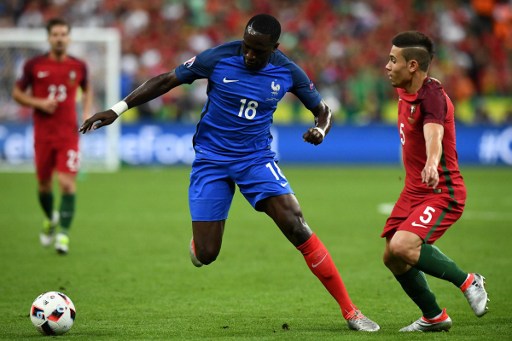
[382,31,489,332]
[12,18,92,254]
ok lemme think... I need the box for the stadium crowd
[1,0,511,124]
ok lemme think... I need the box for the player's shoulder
[269,49,297,69]
[421,77,444,94]
[66,54,87,67]
[188,40,240,66]
[268,50,308,83]
[24,53,50,67]
[418,77,446,101]
[201,40,241,60]
[217,40,242,51]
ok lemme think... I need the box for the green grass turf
[0,166,511,340]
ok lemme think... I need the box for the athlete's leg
[52,141,78,254]
[413,238,489,317]
[38,178,54,220]
[385,199,488,319]
[191,220,225,265]
[258,194,311,245]
[260,194,379,330]
[56,172,76,234]
[35,143,58,246]
[260,194,357,317]
[188,159,233,266]
[234,156,378,330]
[38,177,58,247]
[384,235,442,319]
[57,171,76,194]
[35,142,55,220]
[389,222,468,288]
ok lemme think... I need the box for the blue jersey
[175,41,322,161]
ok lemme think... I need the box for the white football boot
[346,310,380,332]
[463,273,489,317]
[399,308,452,332]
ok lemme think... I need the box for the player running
[382,31,489,332]
[12,18,92,254]
[80,14,379,332]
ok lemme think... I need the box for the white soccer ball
[30,291,76,335]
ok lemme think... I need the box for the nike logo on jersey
[223,77,239,83]
[37,71,49,78]
[311,253,328,268]
[280,182,288,187]
[411,221,428,228]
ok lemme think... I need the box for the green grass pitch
[0,166,511,340]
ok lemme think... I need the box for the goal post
[0,27,121,172]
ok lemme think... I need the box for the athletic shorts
[189,155,293,221]
[34,139,80,181]
[381,192,465,244]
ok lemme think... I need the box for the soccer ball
[30,291,76,335]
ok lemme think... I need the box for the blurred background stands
[1,0,511,125]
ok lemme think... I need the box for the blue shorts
[189,155,294,221]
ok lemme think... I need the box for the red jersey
[396,78,466,202]
[16,53,88,142]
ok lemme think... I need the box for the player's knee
[382,251,394,269]
[383,244,400,267]
[60,183,75,194]
[388,238,415,263]
[38,181,52,192]
[195,246,219,265]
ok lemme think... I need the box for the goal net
[0,27,121,172]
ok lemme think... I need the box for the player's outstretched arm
[79,71,183,133]
[303,100,332,146]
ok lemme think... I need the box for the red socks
[460,273,474,292]
[297,233,357,319]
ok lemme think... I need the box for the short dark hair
[245,14,281,43]
[46,18,70,34]
[392,31,434,72]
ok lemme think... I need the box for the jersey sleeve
[289,64,322,110]
[175,47,218,84]
[16,58,34,90]
[80,61,88,91]
[422,83,447,125]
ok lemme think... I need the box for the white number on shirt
[400,122,405,145]
[238,99,258,120]
[48,84,67,102]
[66,149,79,172]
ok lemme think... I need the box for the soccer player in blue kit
[80,14,379,332]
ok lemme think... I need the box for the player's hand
[79,110,118,133]
[303,127,325,145]
[421,164,439,189]
[37,98,59,114]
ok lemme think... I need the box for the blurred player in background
[12,18,92,254]
[382,31,489,332]
[80,14,379,332]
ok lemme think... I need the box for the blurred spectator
[3,0,512,124]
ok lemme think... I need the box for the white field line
[377,203,395,215]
